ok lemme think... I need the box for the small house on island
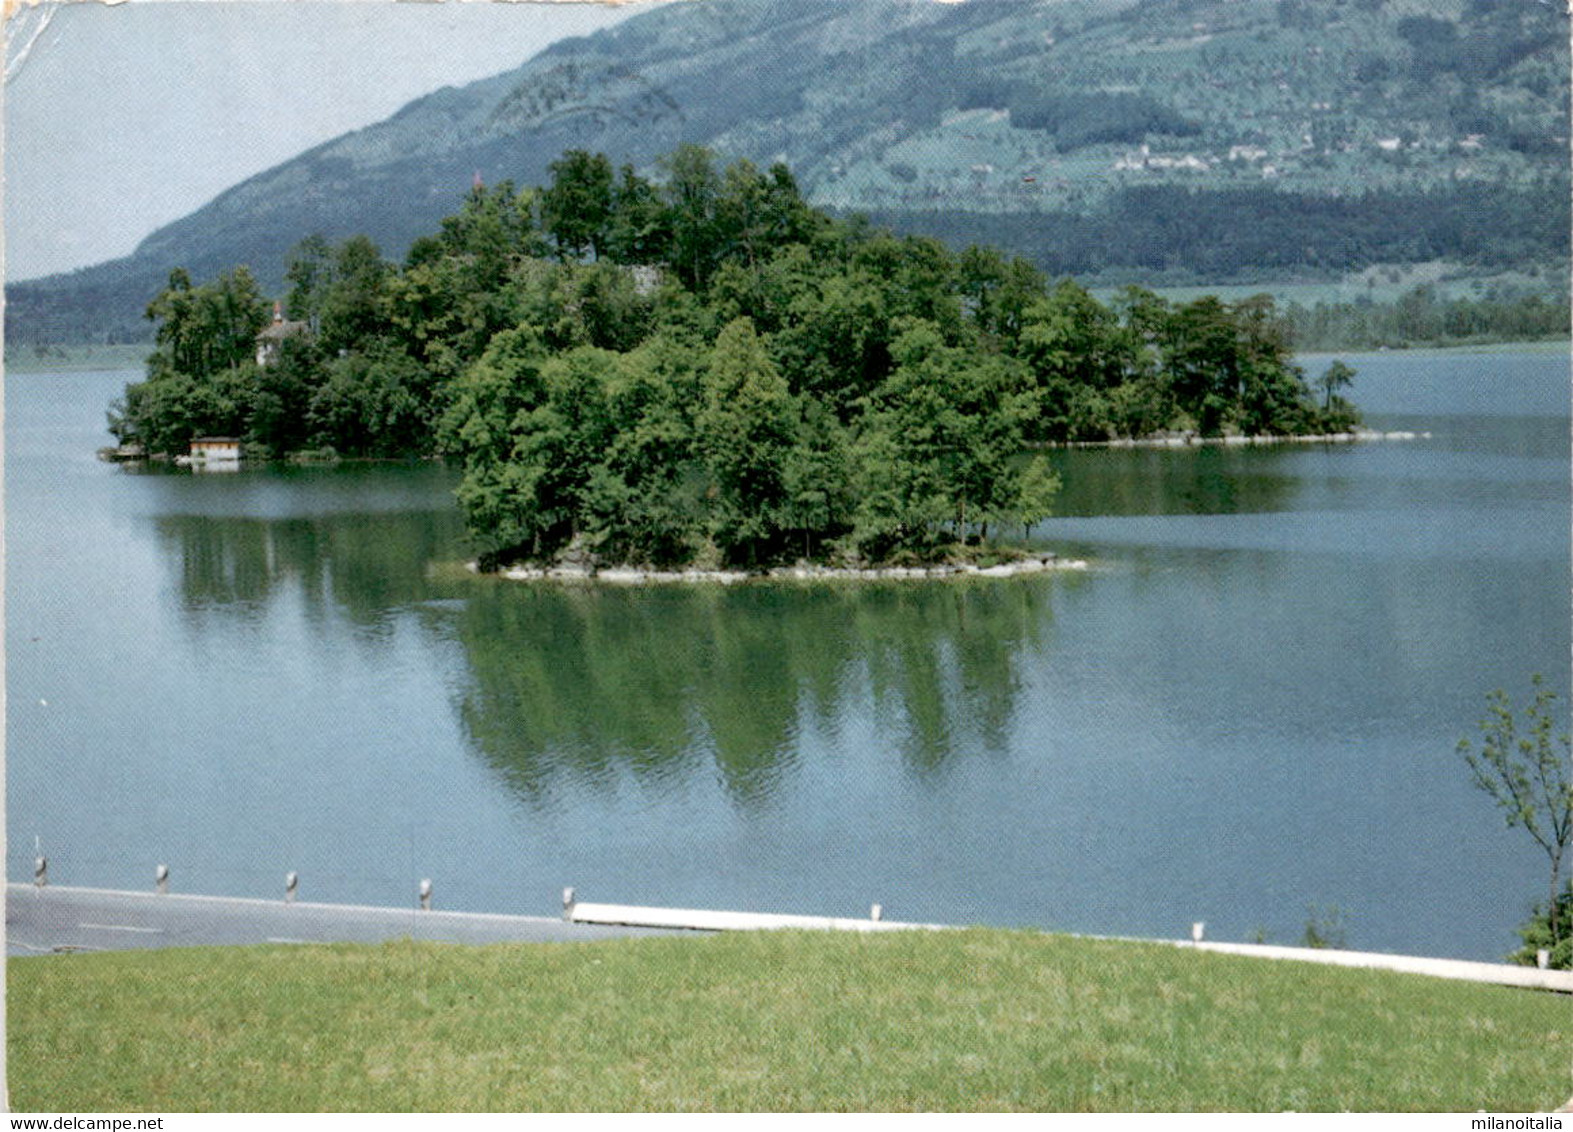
[255,303,310,367]
[188,436,242,464]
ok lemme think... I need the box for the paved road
[6,884,690,956]
[13,884,1572,994]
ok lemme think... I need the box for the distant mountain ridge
[10,0,1568,347]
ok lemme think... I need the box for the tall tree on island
[696,317,798,565]
[143,266,270,381]
[541,150,615,262]
[661,143,723,292]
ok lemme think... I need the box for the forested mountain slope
[10,0,1567,347]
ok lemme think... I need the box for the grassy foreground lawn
[9,929,1570,1112]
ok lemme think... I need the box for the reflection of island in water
[156,508,1069,809]
[1051,444,1300,518]
[454,579,1063,807]
[157,509,461,623]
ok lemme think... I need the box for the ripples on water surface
[6,350,1569,959]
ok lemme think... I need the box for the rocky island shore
[1049,427,1430,449]
[480,549,1088,586]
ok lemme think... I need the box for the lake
[7,348,1570,960]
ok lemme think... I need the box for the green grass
[9,930,1571,1112]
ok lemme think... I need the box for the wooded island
[110,145,1360,571]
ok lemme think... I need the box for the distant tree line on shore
[869,179,1569,282]
[111,145,1360,570]
[1281,284,1570,351]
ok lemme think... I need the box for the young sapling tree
[1457,674,1573,952]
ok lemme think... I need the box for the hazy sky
[4,1,655,282]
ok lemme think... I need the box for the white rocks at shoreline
[487,552,1089,586]
[1058,428,1429,450]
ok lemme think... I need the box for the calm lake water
[7,349,1570,960]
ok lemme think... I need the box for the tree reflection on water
[156,506,1068,809]
[454,576,1062,807]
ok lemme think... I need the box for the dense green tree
[848,422,951,563]
[714,159,775,271]
[761,164,821,249]
[696,318,798,564]
[853,233,963,338]
[604,163,673,266]
[143,266,270,381]
[436,181,544,290]
[112,267,270,452]
[779,401,854,562]
[585,337,705,565]
[541,150,615,261]
[441,326,554,560]
[771,270,892,415]
[1230,294,1316,436]
[1160,296,1241,436]
[661,143,723,291]
[109,364,255,455]
[711,159,817,274]
[307,339,431,456]
[505,347,617,550]
[528,262,652,354]
[316,236,391,356]
[958,246,1047,346]
[1004,454,1064,541]
[384,251,527,383]
[853,319,1046,556]
[1018,280,1129,441]
[249,335,324,454]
